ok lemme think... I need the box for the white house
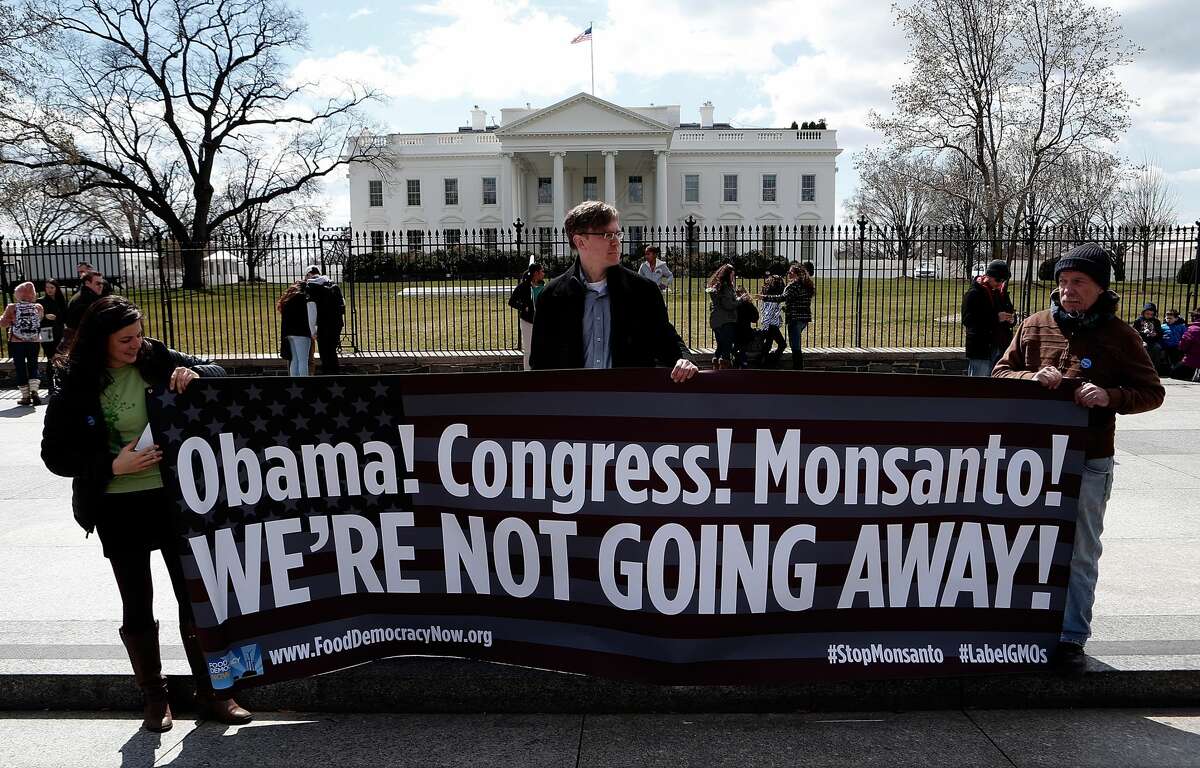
[348,92,840,261]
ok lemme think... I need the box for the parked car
[913,262,938,279]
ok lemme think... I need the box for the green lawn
[115,277,1198,358]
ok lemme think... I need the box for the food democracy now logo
[207,644,264,690]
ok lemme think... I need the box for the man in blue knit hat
[994,242,1164,676]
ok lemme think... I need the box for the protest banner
[150,369,1088,690]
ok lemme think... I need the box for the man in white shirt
[637,246,673,292]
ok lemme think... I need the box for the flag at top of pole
[571,22,595,95]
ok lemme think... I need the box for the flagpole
[589,20,595,95]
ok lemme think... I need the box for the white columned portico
[500,152,514,227]
[603,150,617,205]
[654,150,668,228]
[551,151,566,227]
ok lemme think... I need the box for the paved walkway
[0,709,1198,767]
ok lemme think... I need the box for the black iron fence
[2,219,1199,359]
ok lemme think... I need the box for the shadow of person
[117,727,163,768]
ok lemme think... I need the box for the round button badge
[1080,357,1093,369]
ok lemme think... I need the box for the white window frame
[405,229,424,249]
[801,174,817,203]
[444,177,459,207]
[481,176,498,206]
[443,228,461,247]
[761,174,777,203]
[583,176,597,201]
[369,230,385,252]
[682,173,701,204]
[722,173,739,204]
[761,224,777,257]
[628,175,644,204]
[722,225,739,257]
[368,179,383,208]
[406,179,421,207]
[537,177,553,206]
[482,228,499,250]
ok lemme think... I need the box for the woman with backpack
[1,281,46,405]
[508,262,545,371]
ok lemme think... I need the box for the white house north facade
[348,93,840,257]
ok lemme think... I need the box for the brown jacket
[993,297,1164,458]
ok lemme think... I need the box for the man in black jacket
[530,201,697,381]
[961,259,1015,377]
[64,271,106,334]
[304,266,345,374]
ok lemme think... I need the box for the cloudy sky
[286,0,1200,227]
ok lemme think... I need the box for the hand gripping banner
[150,369,1089,690]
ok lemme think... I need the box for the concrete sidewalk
[0,379,1197,712]
[1,709,1199,767]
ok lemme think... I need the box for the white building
[348,92,840,258]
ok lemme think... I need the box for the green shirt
[101,365,163,494]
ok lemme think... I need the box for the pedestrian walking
[38,278,68,391]
[756,274,787,367]
[962,260,1016,376]
[993,243,1164,675]
[530,201,696,381]
[277,280,316,376]
[1,281,46,405]
[40,295,251,731]
[508,262,546,371]
[757,262,814,369]
[304,266,345,374]
[707,264,740,369]
[64,270,106,336]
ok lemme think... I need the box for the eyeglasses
[579,230,624,242]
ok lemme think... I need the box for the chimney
[470,105,486,131]
[699,101,715,129]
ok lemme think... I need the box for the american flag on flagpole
[570,25,592,44]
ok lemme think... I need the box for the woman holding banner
[40,296,252,732]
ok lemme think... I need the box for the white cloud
[347,7,374,21]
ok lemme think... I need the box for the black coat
[961,281,1013,359]
[508,281,536,323]
[38,293,68,344]
[64,286,101,330]
[530,260,688,370]
[41,338,225,534]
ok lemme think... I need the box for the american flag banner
[571,25,592,44]
[152,369,1088,691]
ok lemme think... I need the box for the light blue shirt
[580,270,612,369]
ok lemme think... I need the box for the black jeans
[10,342,39,386]
[759,325,787,365]
[316,330,341,374]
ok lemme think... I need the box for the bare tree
[0,165,86,241]
[869,0,1137,256]
[214,156,324,281]
[848,150,937,276]
[1119,157,1178,230]
[0,0,383,288]
[69,186,159,242]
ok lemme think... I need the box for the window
[628,175,643,204]
[583,176,597,201]
[444,178,459,206]
[626,225,645,255]
[407,179,421,206]
[722,225,738,257]
[406,229,424,249]
[444,228,461,246]
[368,180,383,207]
[537,226,554,256]
[482,228,498,251]
[370,230,385,253]
[684,174,700,203]
[482,176,497,205]
[801,225,816,260]
[723,174,738,203]
[762,174,777,203]
[762,225,776,257]
[802,174,816,203]
[537,177,552,205]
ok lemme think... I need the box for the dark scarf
[1050,289,1120,335]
